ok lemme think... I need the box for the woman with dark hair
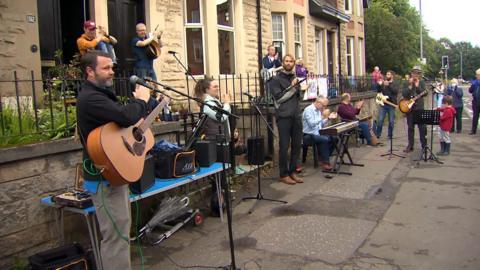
[194,78,231,139]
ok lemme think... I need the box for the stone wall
[243,0,272,74]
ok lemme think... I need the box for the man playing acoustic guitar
[402,66,427,153]
[77,51,150,270]
[132,23,162,81]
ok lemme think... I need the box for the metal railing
[0,70,374,148]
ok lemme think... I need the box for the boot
[444,143,451,155]
[436,142,445,155]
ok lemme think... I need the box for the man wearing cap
[468,68,480,135]
[131,23,161,81]
[402,66,427,152]
[77,21,117,56]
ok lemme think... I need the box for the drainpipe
[256,0,264,95]
[337,21,342,92]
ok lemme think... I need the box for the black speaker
[194,140,217,167]
[247,136,265,165]
[130,154,155,194]
[216,143,230,163]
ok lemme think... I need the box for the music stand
[412,110,443,164]
[380,135,405,159]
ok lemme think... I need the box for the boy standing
[436,96,456,156]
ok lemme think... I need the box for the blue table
[41,162,227,270]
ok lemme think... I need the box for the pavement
[133,86,480,270]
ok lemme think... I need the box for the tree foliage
[365,0,480,80]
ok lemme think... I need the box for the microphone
[168,51,177,54]
[129,75,155,90]
[243,92,255,99]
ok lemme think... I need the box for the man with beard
[402,66,427,152]
[269,54,303,185]
[376,70,398,139]
[76,50,150,270]
[131,23,162,80]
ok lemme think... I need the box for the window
[356,0,363,16]
[294,16,303,59]
[358,38,364,75]
[217,0,235,74]
[346,37,354,76]
[315,28,324,74]
[344,0,352,14]
[271,13,285,59]
[185,0,204,75]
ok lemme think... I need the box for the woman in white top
[194,79,232,139]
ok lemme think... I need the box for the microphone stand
[169,52,197,113]
[144,78,240,270]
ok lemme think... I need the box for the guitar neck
[412,89,428,101]
[138,98,169,133]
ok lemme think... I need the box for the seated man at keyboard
[302,96,337,170]
[337,93,374,146]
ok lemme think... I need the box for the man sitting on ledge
[337,93,374,146]
[302,96,338,170]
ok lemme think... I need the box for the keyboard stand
[323,130,364,176]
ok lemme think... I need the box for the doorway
[326,31,334,76]
[107,0,145,75]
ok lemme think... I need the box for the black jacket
[76,81,147,178]
[269,71,301,118]
[377,80,399,104]
[262,55,282,69]
[402,80,426,110]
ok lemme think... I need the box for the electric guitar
[261,66,284,82]
[86,97,170,186]
[398,88,429,114]
[375,93,398,108]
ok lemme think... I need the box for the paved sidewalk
[134,103,480,270]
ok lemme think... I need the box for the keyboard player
[302,96,338,170]
[337,93,374,146]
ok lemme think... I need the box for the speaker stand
[242,96,286,214]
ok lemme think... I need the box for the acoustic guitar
[398,88,429,114]
[87,96,170,186]
[146,26,162,59]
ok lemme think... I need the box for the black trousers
[406,111,427,149]
[472,103,480,134]
[277,115,302,178]
[451,107,463,132]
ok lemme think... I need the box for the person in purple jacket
[469,68,480,135]
[295,59,308,78]
[337,93,373,145]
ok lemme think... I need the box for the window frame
[358,37,364,75]
[184,0,206,77]
[217,0,236,75]
[344,0,352,14]
[346,36,355,76]
[294,16,303,59]
[271,13,286,59]
[315,28,325,74]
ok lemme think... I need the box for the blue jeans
[306,134,335,163]
[134,67,157,81]
[359,122,372,145]
[376,105,395,138]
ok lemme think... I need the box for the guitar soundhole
[132,127,143,142]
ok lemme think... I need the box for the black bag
[153,149,197,179]
[28,243,89,270]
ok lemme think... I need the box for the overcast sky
[409,0,480,46]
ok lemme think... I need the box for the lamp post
[460,49,463,79]
[420,0,423,60]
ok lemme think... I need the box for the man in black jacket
[269,54,303,185]
[76,50,150,270]
[376,70,398,139]
[402,66,427,153]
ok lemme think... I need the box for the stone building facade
[0,0,368,96]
